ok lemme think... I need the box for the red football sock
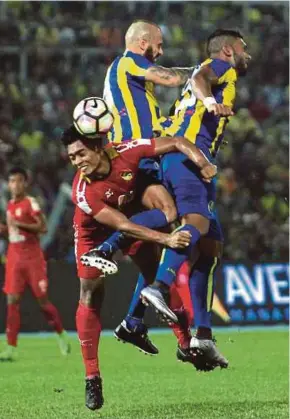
[175,261,194,324]
[76,302,102,378]
[169,284,192,349]
[7,303,21,347]
[41,302,64,334]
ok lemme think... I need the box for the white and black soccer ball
[73,97,114,138]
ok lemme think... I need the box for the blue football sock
[125,273,147,329]
[189,255,220,328]
[155,224,201,287]
[99,209,168,254]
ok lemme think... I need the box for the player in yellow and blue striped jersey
[141,29,251,369]
[103,20,193,144]
[103,20,194,223]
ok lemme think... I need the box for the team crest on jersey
[105,189,114,199]
[15,208,22,217]
[120,170,134,181]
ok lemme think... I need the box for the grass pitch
[0,329,288,419]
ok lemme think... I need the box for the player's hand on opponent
[207,103,234,117]
[200,162,217,183]
[164,230,192,249]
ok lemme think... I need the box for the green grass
[0,330,288,419]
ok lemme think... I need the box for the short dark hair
[8,167,28,181]
[206,29,244,56]
[60,125,102,150]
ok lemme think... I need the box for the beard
[234,52,248,76]
[144,46,159,63]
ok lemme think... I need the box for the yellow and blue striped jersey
[103,51,164,142]
[164,58,237,158]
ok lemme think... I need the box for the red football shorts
[3,250,48,298]
[75,237,103,280]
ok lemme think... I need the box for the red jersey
[72,138,155,246]
[6,195,43,253]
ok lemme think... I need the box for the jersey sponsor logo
[208,200,215,214]
[105,189,114,199]
[115,139,151,153]
[119,107,127,116]
[15,208,22,217]
[120,169,134,181]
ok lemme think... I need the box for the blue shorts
[161,152,223,241]
[160,151,216,220]
[135,158,162,198]
[138,157,162,183]
[207,215,223,242]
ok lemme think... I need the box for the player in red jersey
[60,124,216,411]
[0,168,70,361]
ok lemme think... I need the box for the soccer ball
[73,97,114,137]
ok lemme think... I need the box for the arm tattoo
[150,65,195,84]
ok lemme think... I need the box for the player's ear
[139,37,147,52]
[222,44,234,58]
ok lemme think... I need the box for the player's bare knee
[79,277,104,307]
[7,294,21,305]
[141,184,177,223]
[182,214,210,236]
[162,205,177,224]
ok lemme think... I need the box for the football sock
[155,225,201,287]
[6,303,20,347]
[99,209,168,254]
[76,303,101,378]
[125,273,146,329]
[175,262,194,325]
[189,255,219,331]
[41,302,64,334]
[169,284,191,349]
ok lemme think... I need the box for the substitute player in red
[60,124,216,411]
[0,167,70,361]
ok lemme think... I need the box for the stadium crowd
[0,1,288,262]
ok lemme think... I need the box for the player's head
[8,167,28,198]
[206,29,251,76]
[60,125,105,176]
[125,20,163,62]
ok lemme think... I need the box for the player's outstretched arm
[153,136,217,182]
[145,65,194,87]
[93,206,191,249]
[191,65,234,117]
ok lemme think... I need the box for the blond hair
[125,20,161,46]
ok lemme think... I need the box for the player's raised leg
[141,215,209,324]
[81,207,170,274]
[114,242,159,355]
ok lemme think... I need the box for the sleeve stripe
[76,178,92,214]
